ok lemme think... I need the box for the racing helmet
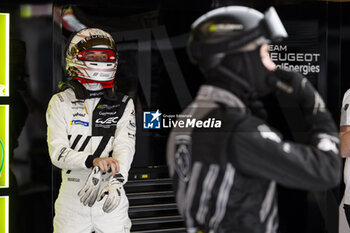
[187,6,288,68]
[65,28,118,85]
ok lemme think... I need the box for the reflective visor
[77,49,117,62]
[71,37,116,55]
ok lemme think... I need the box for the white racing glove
[97,173,125,213]
[78,166,102,207]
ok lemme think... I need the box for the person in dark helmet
[46,28,136,233]
[166,6,341,233]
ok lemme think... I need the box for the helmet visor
[77,48,117,62]
[70,36,116,56]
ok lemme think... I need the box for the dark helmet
[187,6,287,69]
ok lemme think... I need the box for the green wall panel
[0,13,9,97]
[0,196,8,233]
[0,105,8,188]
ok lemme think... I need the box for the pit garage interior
[0,0,350,233]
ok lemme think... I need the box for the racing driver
[46,28,136,233]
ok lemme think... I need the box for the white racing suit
[46,87,136,233]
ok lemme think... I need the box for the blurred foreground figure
[167,6,341,233]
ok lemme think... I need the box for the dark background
[0,0,349,232]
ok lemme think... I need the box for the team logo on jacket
[73,112,86,117]
[95,117,119,128]
[174,135,191,182]
[97,104,120,110]
[143,110,161,129]
[70,120,89,127]
[71,100,84,105]
[88,91,104,98]
[93,100,123,135]
[99,111,117,116]
[71,100,85,109]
